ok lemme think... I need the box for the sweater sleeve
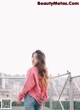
[18,69,35,101]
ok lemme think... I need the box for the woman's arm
[18,69,35,101]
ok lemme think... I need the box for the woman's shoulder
[28,66,38,74]
[29,66,38,71]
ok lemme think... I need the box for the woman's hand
[16,99,21,105]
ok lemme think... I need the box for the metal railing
[49,71,80,110]
[0,72,80,110]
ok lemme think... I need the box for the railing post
[69,72,74,110]
[42,105,44,110]
[50,78,53,110]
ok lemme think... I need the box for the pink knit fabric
[18,66,48,105]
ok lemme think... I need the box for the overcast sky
[0,0,80,77]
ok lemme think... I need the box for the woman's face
[32,53,39,66]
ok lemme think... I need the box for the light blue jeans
[24,94,42,110]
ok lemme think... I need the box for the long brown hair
[32,50,49,91]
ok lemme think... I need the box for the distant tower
[0,73,5,89]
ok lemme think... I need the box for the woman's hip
[24,94,42,110]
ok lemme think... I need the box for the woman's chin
[32,63,35,66]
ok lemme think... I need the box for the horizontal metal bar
[51,72,70,79]
[0,74,80,79]
[0,72,70,79]
[72,75,80,79]
[0,77,25,79]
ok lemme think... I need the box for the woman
[16,50,49,110]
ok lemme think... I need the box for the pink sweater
[18,66,48,105]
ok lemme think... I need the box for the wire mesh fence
[48,72,80,110]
